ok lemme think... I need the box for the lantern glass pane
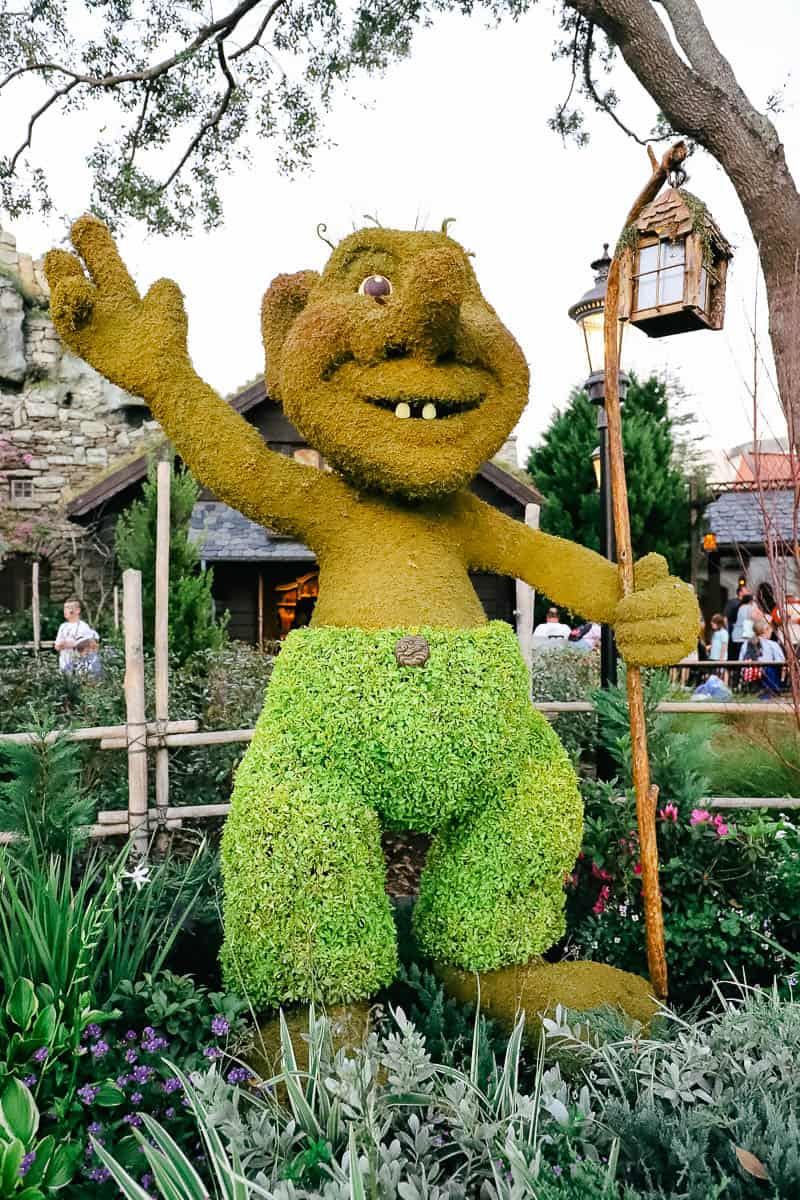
[662,238,685,267]
[637,274,658,310]
[638,243,659,274]
[661,266,684,305]
[580,309,605,374]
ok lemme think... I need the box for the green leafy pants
[220,623,583,1010]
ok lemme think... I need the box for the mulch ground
[382,831,430,897]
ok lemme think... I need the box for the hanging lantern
[702,532,718,552]
[618,188,732,338]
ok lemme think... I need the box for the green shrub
[706,718,800,798]
[0,731,94,859]
[529,643,599,767]
[544,983,800,1199]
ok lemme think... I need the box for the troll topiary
[45,218,697,1010]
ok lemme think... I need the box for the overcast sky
[4,1,798,465]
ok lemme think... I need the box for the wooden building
[66,381,543,647]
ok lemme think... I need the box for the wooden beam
[31,561,40,654]
[154,460,171,828]
[123,569,149,857]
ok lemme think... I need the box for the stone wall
[0,226,159,607]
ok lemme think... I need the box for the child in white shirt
[54,598,99,673]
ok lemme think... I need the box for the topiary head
[261,227,529,500]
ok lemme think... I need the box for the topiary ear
[261,270,320,399]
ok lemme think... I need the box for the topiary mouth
[364,395,484,421]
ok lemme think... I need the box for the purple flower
[125,1048,138,1064]
[32,1047,48,1063]
[87,1166,111,1183]
[162,1077,182,1094]
[84,1023,102,1039]
[78,1084,99,1104]
[132,1065,153,1085]
[125,1030,138,1042]
[22,1074,37,1087]
[203,1046,222,1060]
[141,1175,154,1191]
[88,1122,103,1135]
[90,1040,109,1059]
[19,1152,36,1177]
[227,1067,252,1085]
[122,1113,143,1128]
[211,1015,230,1037]
[142,1026,155,1040]
[131,1092,143,1105]
[143,1036,168,1052]
[116,1074,130,1088]
[164,1107,176,1119]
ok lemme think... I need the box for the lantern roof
[635,187,732,259]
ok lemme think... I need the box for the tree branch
[0,0,270,94]
[230,0,286,60]
[581,21,652,145]
[157,42,237,194]
[10,77,80,169]
[654,0,742,94]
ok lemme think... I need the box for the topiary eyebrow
[339,243,396,270]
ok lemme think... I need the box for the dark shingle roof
[189,501,316,562]
[707,487,798,547]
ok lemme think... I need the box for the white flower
[613,937,621,944]
[631,914,639,923]
[123,863,151,891]
[619,905,628,918]
[775,830,787,839]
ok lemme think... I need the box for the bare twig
[230,0,286,59]
[581,22,652,147]
[9,77,80,169]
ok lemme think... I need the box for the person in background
[532,606,572,641]
[724,582,747,652]
[708,613,729,681]
[730,591,761,665]
[771,595,800,661]
[54,598,99,674]
[740,618,785,695]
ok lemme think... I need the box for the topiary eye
[358,274,392,298]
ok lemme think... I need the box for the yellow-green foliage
[221,623,582,1006]
[438,959,658,1033]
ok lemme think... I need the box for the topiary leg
[220,748,397,1011]
[414,723,583,971]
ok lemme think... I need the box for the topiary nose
[404,247,468,362]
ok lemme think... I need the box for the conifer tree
[527,374,700,585]
[115,458,227,662]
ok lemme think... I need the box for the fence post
[123,568,149,856]
[113,585,119,630]
[515,503,539,670]
[31,561,40,654]
[154,461,171,832]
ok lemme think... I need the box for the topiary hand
[44,214,190,400]
[614,552,699,667]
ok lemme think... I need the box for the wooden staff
[603,140,688,1000]
[31,561,40,654]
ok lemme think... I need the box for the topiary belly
[243,621,570,832]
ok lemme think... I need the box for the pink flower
[599,884,610,900]
[633,863,642,876]
[659,804,678,822]
[591,863,613,881]
[690,809,712,826]
[592,898,606,915]
[713,814,730,837]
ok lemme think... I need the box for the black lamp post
[568,245,630,780]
